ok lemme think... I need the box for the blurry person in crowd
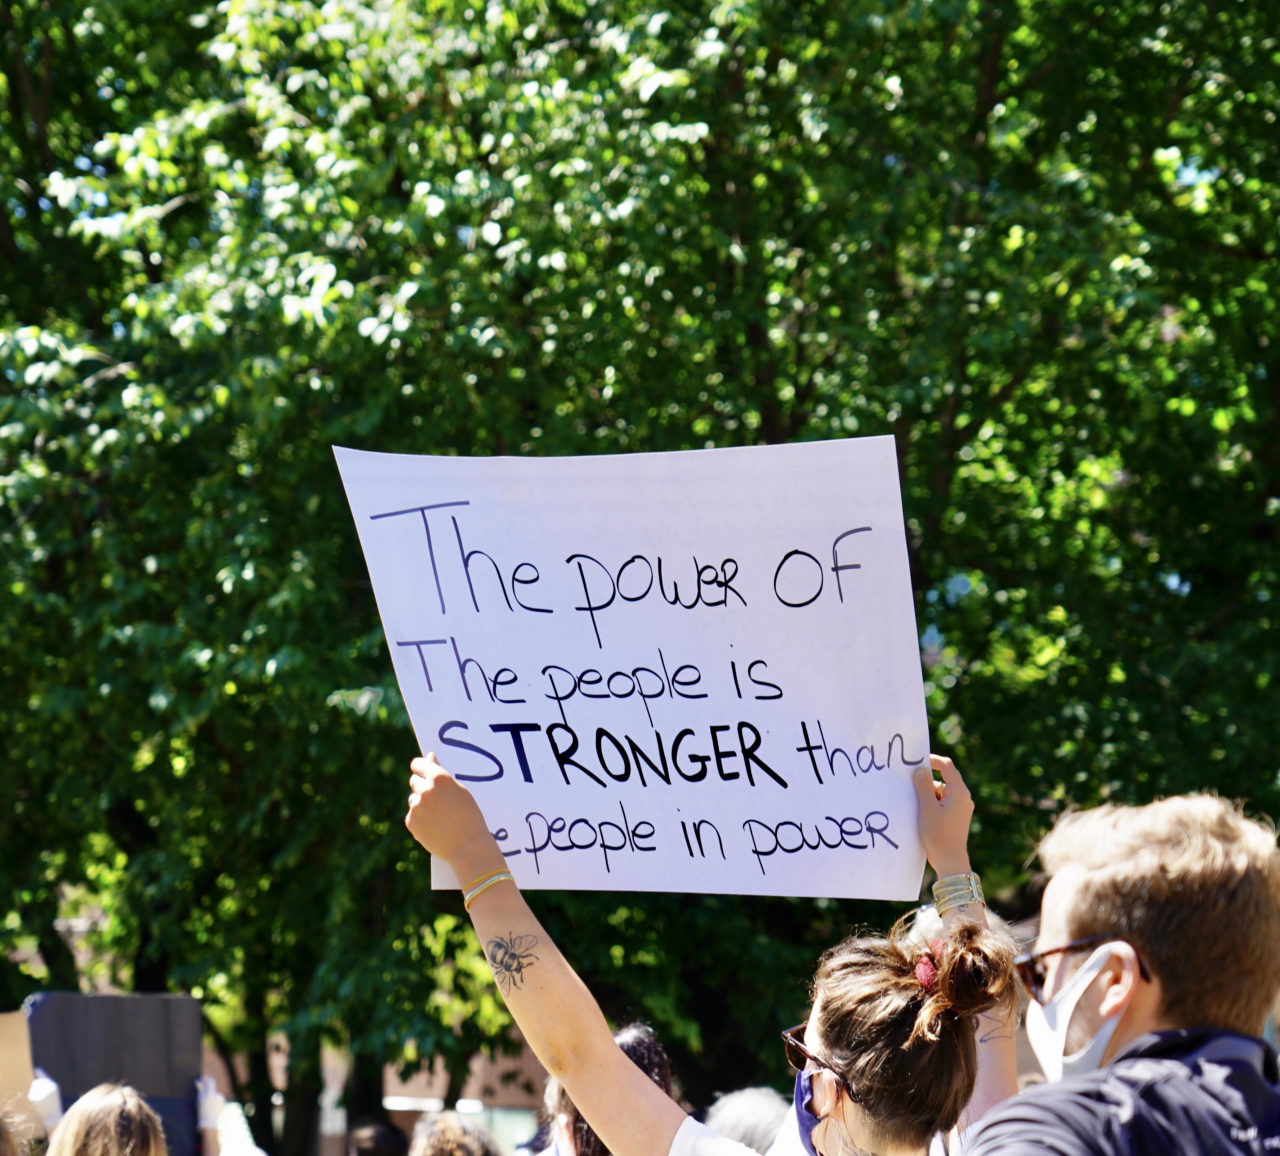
[350,1121,409,1156]
[47,1085,167,1156]
[409,1112,501,1156]
[703,1088,788,1155]
[543,1024,674,1156]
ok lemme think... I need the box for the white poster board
[336,436,930,899]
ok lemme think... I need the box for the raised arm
[405,753,687,1156]
[913,756,1019,1137]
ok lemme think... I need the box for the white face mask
[1025,942,1124,1082]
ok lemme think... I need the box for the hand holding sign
[913,754,975,880]
[406,752,505,883]
[339,436,932,899]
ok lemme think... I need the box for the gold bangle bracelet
[932,871,984,915]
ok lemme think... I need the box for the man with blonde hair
[968,792,1280,1154]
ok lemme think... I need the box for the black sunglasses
[1015,936,1150,1003]
[781,1023,859,1103]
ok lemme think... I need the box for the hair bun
[912,922,1017,1042]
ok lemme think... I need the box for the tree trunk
[279,1037,322,1156]
[344,1049,388,1125]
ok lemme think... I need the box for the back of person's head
[811,916,1016,1152]
[702,1087,788,1156]
[545,1022,672,1156]
[47,1085,167,1156]
[905,902,1028,1015]
[349,1121,409,1156]
[1039,792,1280,1034]
[408,1112,500,1156]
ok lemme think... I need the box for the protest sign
[335,436,930,900]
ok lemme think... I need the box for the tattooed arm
[913,756,1020,1140]
[405,753,687,1156]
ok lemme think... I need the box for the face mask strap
[795,1072,875,1156]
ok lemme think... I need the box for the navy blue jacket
[967,1029,1280,1155]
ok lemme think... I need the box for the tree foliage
[3,0,1277,1131]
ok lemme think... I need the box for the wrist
[932,870,984,917]
[463,869,516,911]
[930,856,972,879]
[455,851,508,891]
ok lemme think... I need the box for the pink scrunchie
[915,938,947,991]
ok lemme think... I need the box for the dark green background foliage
[3,0,1276,1147]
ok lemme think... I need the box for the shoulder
[670,1119,763,1156]
[963,1074,1123,1156]
[968,1037,1280,1156]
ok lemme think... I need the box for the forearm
[443,817,627,1078]
[934,866,1018,1128]
[465,876,612,1074]
[406,755,685,1156]
[465,878,685,1156]
[958,993,1019,1130]
[914,758,1019,1130]
[444,836,615,1082]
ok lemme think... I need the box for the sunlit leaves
[3,0,1278,1115]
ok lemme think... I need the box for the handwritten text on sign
[335,437,929,899]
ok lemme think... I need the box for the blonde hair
[1039,793,1280,1034]
[47,1085,167,1156]
[812,916,1017,1152]
[408,1113,500,1156]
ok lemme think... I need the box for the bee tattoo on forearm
[486,932,539,993]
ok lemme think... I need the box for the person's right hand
[195,1075,226,1130]
[29,1067,63,1131]
[912,753,974,879]
[405,752,500,871]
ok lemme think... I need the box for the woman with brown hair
[405,753,1017,1156]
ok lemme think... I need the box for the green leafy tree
[3,0,1276,1127]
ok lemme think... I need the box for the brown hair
[408,1112,500,1156]
[46,1085,167,1156]
[545,1023,673,1156]
[812,916,1016,1151]
[1039,793,1280,1034]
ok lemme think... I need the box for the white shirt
[754,1103,970,1156]
[671,1118,769,1156]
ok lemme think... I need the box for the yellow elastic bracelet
[463,871,514,912]
[461,868,510,895]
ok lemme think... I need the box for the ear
[810,1067,839,1118]
[1096,941,1144,1019]
[552,1114,574,1156]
